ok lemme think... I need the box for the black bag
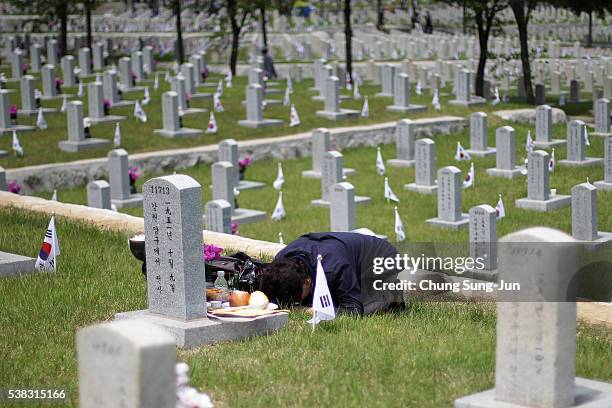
[205,252,268,292]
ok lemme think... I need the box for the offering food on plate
[229,290,250,307]
[248,291,269,309]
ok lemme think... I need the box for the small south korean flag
[549,148,555,173]
[216,79,223,97]
[214,92,224,112]
[273,162,284,191]
[133,101,147,123]
[12,130,24,156]
[225,70,233,88]
[142,87,151,105]
[525,130,535,153]
[286,75,293,93]
[60,94,68,113]
[353,79,361,100]
[492,87,500,106]
[154,73,159,90]
[361,96,369,118]
[271,191,286,221]
[432,89,441,111]
[77,81,84,97]
[35,214,60,272]
[113,122,121,147]
[376,147,386,176]
[283,86,291,106]
[583,125,590,146]
[495,194,506,220]
[36,108,47,130]
[463,162,474,189]
[289,104,300,127]
[206,112,218,134]
[307,255,336,327]
[454,142,470,161]
[416,80,423,95]
[394,207,406,242]
[384,177,399,203]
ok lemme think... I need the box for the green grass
[1,63,594,169]
[0,207,610,407]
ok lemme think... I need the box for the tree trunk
[511,2,534,104]
[474,11,488,98]
[230,26,239,76]
[587,11,592,48]
[175,0,184,64]
[260,5,268,49]
[376,0,384,31]
[462,1,467,35]
[85,0,93,51]
[58,2,68,56]
[344,0,353,85]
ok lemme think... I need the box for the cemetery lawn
[0,65,594,169]
[1,207,611,408]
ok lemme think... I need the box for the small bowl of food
[248,291,270,310]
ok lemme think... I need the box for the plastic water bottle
[214,271,229,302]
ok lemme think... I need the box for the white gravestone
[593,137,612,191]
[388,119,417,167]
[0,89,35,134]
[558,120,603,167]
[315,76,359,120]
[153,91,202,138]
[466,112,496,157]
[87,180,111,210]
[108,148,143,208]
[204,199,232,234]
[387,73,426,113]
[571,182,612,249]
[88,81,126,124]
[533,105,564,148]
[486,126,525,179]
[218,139,265,191]
[58,101,109,152]
[311,151,371,207]
[516,150,571,211]
[405,138,438,194]
[238,83,283,128]
[301,128,355,178]
[426,166,469,229]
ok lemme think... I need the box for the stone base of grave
[189,92,213,100]
[18,107,57,116]
[449,97,486,107]
[315,109,360,120]
[265,88,282,95]
[593,180,612,191]
[311,95,350,102]
[41,93,73,101]
[110,100,136,108]
[0,251,37,277]
[426,214,469,230]
[386,104,427,113]
[198,83,217,89]
[88,115,127,125]
[302,168,356,179]
[454,377,612,408]
[241,99,282,106]
[181,108,207,116]
[375,92,394,98]
[115,310,288,349]
[231,208,267,225]
[466,148,496,158]
[236,180,266,191]
[311,195,371,208]
[533,139,565,148]
[515,194,571,211]
[111,194,143,209]
[387,158,415,168]
[591,132,612,137]
[153,127,203,138]
[404,183,438,194]
[486,167,525,179]
[0,124,35,134]
[579,232,612,252]
[0,150,7,158]
[238,118,283,128]
[0,88,16,93]
[120,86,146,93]
[558,157,603,167]
[58,138,110,152]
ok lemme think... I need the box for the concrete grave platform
[466,147,496,158]
[486,167,526,179]
[115,309,288,349]
[110,100,136,108]
[241,99,282,106]
[18,107,57,116]
[189,92,213,100]
[426,214,469,230]
[493,107,567,124]
[591,132,612,138]
[311,95,351,102]
[236,180,266,191]
[0,150,7,158]
[120,86,146,94]
[405,183,438,194]
[558,157,603,167]
[386,104,427,113]
[315,109,359,120]
[0,124,35,134]
[387,159,414,167]
[533,139,565,148]
[153,128,203,138]
[593,181,612,191]
[58,138,110,152]
[41,93,73,101]
[88,115,127,125]
[0,251,37,277]
[515,194,571,211]
[231,208,267,225]
[302,168,356,179]
[180,108,207,116]
[311,195,371,208]
[579,232,612,252]
[449,97,486,107]
[111,194,143,209]
[454,377,612,408]
[238,118,283,128]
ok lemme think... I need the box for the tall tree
[84,0,92,51]
[174,0,184,63]
[550,0,612,48]
[259,2,268,49]
[344,0,353,85]
[227,0,250,75]
[509,0,537,104]
[376,0,386,32]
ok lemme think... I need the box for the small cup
[210,301,222,310]
[550,189,557,197]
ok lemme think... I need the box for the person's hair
[256,258,308,307]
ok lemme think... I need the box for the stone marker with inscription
[19,75,56,116]
[315,76,359,120]
[87,81,126,124]
[329,182,386,238]
[58,101,110,152]
[469,204,497,275]
[592,98,611,137]
[116,174,287,347]
[386,73,426,113]
[87,180,111,210]
[486,126,525,179]
[238,83,283,128]
[516,150,571,211]
[108,149,143,209]
[153,91,202,138]
[311,151,371,207]
[571,182,612,250]
[77,320,176,408]
[1,90,35,134]
[204,199,232,234]
[426,166,469,229]
[388,119,417,167]
[455,227,612,408]
[533,105,564,148]
[405,138,438,194]
[558,120,603,167]
[302,128,355,178]
[218,139,265,191]
[593,136,612,191]
[466,112,496,157]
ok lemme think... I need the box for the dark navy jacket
[274,232,399,315]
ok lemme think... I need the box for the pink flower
[9,104,18,115]
[8,180,21,194]
[128,166,140,181]
[203,243,223,261]
[238,156,252,169]
[55,78,63,86]
[103,98,111,109]
[231,223,238,235]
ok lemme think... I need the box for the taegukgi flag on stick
[454,141,470,161]
[376,146,386,176]
[525,130,535,153]
[113,122,121,147]
[273,162,285,191]
[35,213,60,272]
[384,177,399,203]
[289,104,300,127]
[36,107,47,130]
[214,92,224,112]
[463,162,474,188]
[353,79,361,100]
[271,191,286,221]
[133,101,147,123]
[142,87,151,105]
[12,130,24,156]
[432,89,441,111]
[495,194,506,220]
[549,148,555,173]
[307,255,336,327]
[361,96,369,117]
[283,86,291,106]
[216,80,223,97]
[206,112,218,134]
[394,206,406,242]
[60,94,67,113]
